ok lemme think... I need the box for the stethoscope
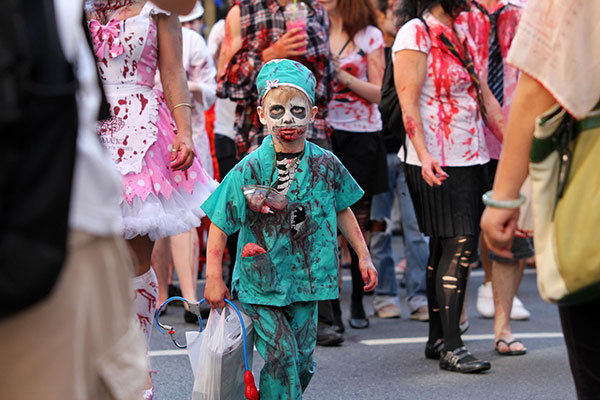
[155,297,259,400]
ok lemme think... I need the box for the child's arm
[204,223,232,309]
[337,207,378,292]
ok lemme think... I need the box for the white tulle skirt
[121,179,218,241]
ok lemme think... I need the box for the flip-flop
[495,339,527,356]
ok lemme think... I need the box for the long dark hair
[396,0,470,25]
[337,0,380,40]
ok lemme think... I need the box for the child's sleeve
[200,171,245,236]
[332,156,365,212]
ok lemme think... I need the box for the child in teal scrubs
[201,59,378,399]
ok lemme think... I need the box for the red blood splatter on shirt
[136,93,148,114]
[114,106,120,115]
[117,148,124,162]
[123,135,129,145]
[118,99,127,105]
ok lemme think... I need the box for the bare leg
[128,235,155,277]
[480,235,492,284]
[152,237,172,305]
[492,259,526,353]
[170,229,199,302]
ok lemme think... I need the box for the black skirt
[405,163,490,238]
[331,130,389,197]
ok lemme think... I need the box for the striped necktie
[488,8,505,106]
[475,2,506,106]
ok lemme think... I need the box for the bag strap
[438,32,488,123]
[419,14,487,123]
[338,38,352,56]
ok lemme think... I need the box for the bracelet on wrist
[171,102,192,113]
[482,190,526,209]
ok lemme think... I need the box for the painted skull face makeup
[258,89,316,143]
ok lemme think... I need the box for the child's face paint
[258,90,317,144]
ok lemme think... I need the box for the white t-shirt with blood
[392,13,489,167]
[327,25,384,133]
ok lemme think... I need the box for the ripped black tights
[426,235,476,351]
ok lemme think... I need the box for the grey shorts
[488,236,534,263]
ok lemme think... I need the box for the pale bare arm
[204,223,232,309]
[337,208,378,291]
[217,5,242,79]
[156,13,195,170]
[394,49,448,186]
[333,47,385,105]
[481,79,505,142]
[480,73,557,257]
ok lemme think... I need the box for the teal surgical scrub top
[201,135,364,306]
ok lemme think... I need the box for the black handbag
[0,0,78,319]
[379,47,405,153]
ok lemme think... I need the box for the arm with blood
[394,49,447,186]
[337,208,378,291]
[217,5,243,79]
[204,223,232,309]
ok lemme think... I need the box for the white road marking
[149,332,563,356]
[360,332,563,346]
[150,349,188,357]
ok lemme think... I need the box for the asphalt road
[149,240,576,400]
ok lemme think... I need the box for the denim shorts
[488,236,534,263]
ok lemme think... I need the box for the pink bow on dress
[89,19,125,59]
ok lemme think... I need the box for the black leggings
[427,235,477,351]
[558,298,600,399]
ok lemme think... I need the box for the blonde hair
[262,86,312,107]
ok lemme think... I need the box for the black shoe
[349,300,369,329]
[168,284,183,304]
[317,325,344,346]
[184,310,199,324]
[425,338,444,360]
[439,346,491,373]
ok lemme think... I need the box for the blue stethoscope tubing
[155,297,250,372]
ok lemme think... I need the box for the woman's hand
[480,206,519,259]
[419,152,448,187]
[204,277,231,309]
[170,131,195,170]
[359,256,378,292]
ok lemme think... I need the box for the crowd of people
[1,0,599,399]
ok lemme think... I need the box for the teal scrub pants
[241,301,318,400]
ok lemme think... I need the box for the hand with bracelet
[480,190,525,259]
[169,102,196,171]
[156,13,196,171]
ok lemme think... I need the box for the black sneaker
[316,325,344,346]
[439,346,491,373]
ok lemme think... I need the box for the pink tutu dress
[87,1,217,240]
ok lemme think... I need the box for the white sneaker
[510,297,531,320]
[476,282,495,318]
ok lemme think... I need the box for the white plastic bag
[186,307,254,400]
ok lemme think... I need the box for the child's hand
[204,277,231,309]
[359,257,378,292]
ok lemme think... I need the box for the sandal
[495,339,527,356]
